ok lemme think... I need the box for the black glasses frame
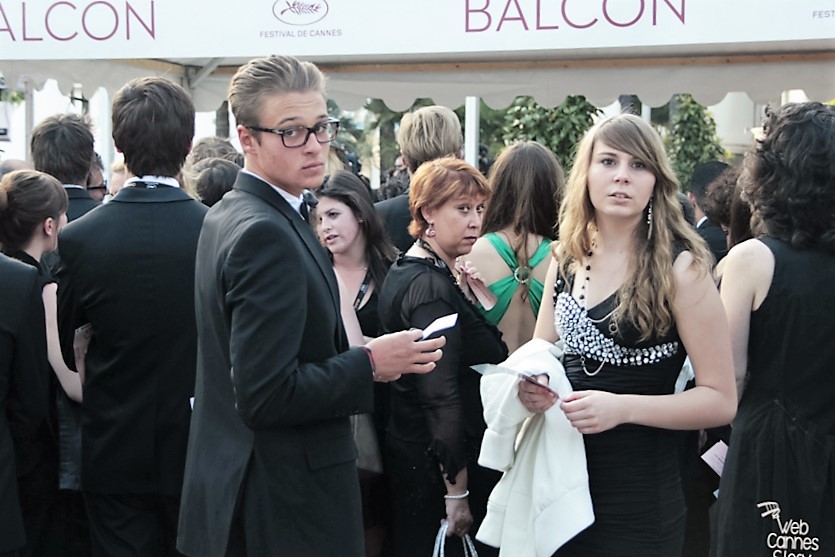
[246,118,340,148]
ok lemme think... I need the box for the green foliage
[666,94,725,191]
[0,89,24,104]
[501,95,601,171]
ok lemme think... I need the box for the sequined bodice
[556,292,680,367]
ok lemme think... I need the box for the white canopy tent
[1,0,833,160]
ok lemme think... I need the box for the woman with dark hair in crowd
[522,114,736,555]
[702,166,738,236]
[0,170,82,401]
[712,102,835,555]
[704,166,757,289]
[317,169,398,557]
[183,157,241,208]
[378,157,507,556]
[0,169,83,556]
[465,141,564,353]
[318,169,397,340]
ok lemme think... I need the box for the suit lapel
[234,174,342,324]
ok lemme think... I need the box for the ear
[237,124,258,154]
[43,217,57,238]
[420,205,436,225]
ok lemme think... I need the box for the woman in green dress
[465,141,565,352]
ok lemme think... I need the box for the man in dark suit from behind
[56,77,208,557]
[374,105,463,253]
[177,55,444,557]
[688,161,729,264]
[0,254,50,557]
[31,114,99,223]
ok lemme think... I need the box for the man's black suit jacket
[56,185,208,496]
[65,187,100,222]
[375,192,413,253]
[0,254,49,553]
[41,187,101,274]
[697,218,728,264]
[177,172,373,557]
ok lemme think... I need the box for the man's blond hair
[398,105,463,174]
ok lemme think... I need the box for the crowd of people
[0,53,833,557]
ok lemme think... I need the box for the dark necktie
[300,201,310,223]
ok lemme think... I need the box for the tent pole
[464,96,480,168]
[23,76,34,163]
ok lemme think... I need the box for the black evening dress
[711,237,835,556]
[553,273,687,557]
[7,251,61,556]
[353,287,393,542]
[357,289,389,434]
[378,255,508,557]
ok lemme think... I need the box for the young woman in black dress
[520,114,737,556]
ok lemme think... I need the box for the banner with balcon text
[0,0,832,61]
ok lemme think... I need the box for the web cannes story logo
[272,1,329,26]
[758,501,820,556]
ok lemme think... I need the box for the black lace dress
[378,255,508,557]
[553,274,688,557]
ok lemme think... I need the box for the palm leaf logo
[280,1,321,16]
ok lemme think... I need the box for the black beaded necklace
[414,237,466,293]
[415,238,450,271]
[578,239,607,376]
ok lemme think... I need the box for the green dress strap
[479,233,551,325]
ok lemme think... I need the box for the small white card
[421,313,458,339]
[701,440,729,477]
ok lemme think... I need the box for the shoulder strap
[485,232,518,270]
[528,238,552,268]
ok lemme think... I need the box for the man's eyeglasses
[246,118,340,149]
[87,181,107,191]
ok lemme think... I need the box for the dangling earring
[426,223,436,238]
[646,198,653,241]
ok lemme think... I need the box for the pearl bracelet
[444,490,470,500]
